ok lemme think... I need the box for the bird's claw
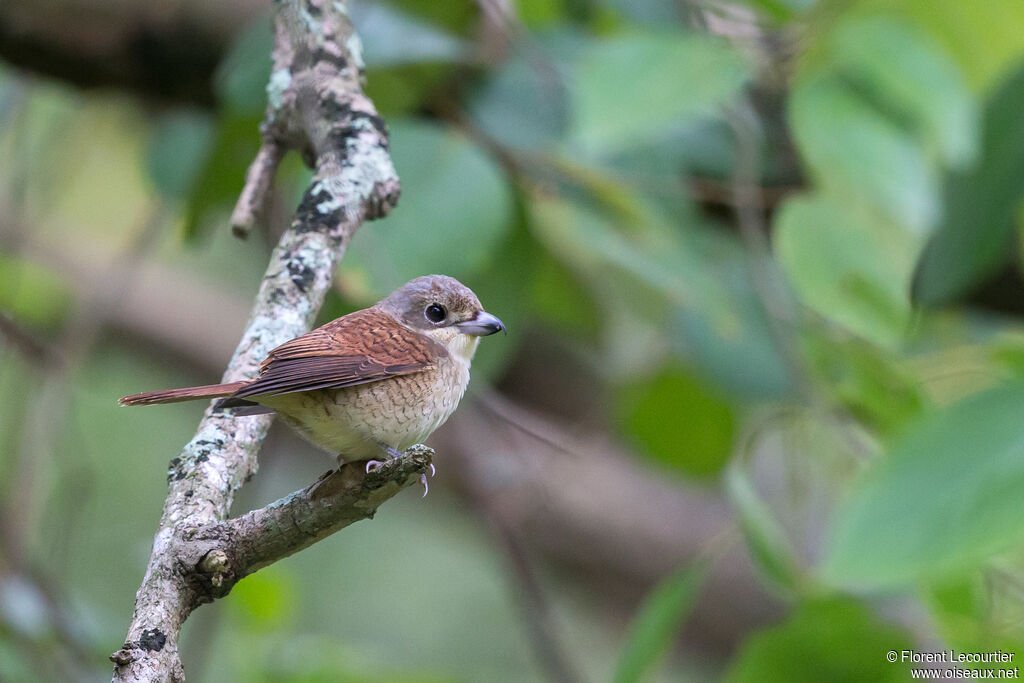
[418,463,436,497]
[365,459,384,473]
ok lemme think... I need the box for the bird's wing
[228,307,446,400]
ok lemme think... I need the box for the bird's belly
[258,362,469,463]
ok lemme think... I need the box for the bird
[119,275,505,493]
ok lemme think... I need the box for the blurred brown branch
[438,391,782,655]
[0,0,263,103]
[111,1,402,680]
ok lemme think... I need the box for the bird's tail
[119,381,249,406]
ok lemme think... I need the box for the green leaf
[822,380,1024,589]
[871,0,1024,94]
[517,0,566,28]
[340,119,513,297]
[214,14,273,115]
[466,56,570,150]
[831,16,977,168]
[527,193,723,310]
[618,366,735,478]
[726,464,804,593]
[230,566,296,631]
[529,250,601,338]
[913,60,1024,305]
[352,2,470,66]
[183,113,262,241]
[926,576,1024,656]
[672,233,794,400]
[383,0,479,36]
[723,599,913,683]
[0,253,72,329]
[802,334,925,435]
[365,64,457,116]
[145,109,215,200]
[774,195,919,347]
[456,220,533,384]
[613,561,707,683]
[570,31,750,154]
[789,74,939,233]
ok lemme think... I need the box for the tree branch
[111,1,404,680]
[0,0,264,104]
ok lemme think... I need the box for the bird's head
[378,275,505,361]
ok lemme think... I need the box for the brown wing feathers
[227,308,445,401]
[120,307,447,408]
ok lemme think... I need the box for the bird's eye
[425,303,447,323]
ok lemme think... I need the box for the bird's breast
[262,356,471,462]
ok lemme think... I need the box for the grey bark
[110,2,410,680]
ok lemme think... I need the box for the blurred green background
[3,0,1024,680]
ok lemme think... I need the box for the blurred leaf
[865,0,1024,93]
[341,119,513,296]
[0,253,71,329]
[913,60,1024,305]
[789,74,938,233]
[183,113,261,241]
[723,599,912,683]
[613,560,707,683]
[775,195,919,347]
[822,380,1024,589]
[467,55,570,150]
[726,464,804,593]
[831,16,977,167]
[803,334,925,434]
[735,0,817,22]
[528,192,723,310]
[458,218,534,384]
[366,63,454,116]
[517,0,567,28]
[145,109,215,200]
[926,576,1024,656]
[570,32,750,154]
[384,0,478,36]
[604,0,685,26]
[673,233,794,400]
[231,566,296,631]
[215,14,273,115]
[352,1,470,66]
[618,366,735,477]
[530,251,601,338]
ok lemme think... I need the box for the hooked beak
[456,311,506,336]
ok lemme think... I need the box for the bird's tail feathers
[119,381,249,406]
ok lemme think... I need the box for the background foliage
[3,0,1024,680]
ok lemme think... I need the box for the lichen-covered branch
[111,1,402,680]
[110,448,431,679]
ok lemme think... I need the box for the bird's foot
[419,462,437,497]
[368,444,436,497]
